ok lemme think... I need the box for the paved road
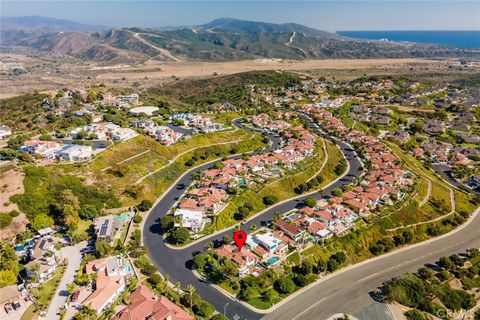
[263,207,480,320]
[144,115,480,320]
[143,118,362,320]
[44,241,87,320]
[432,164,479,195]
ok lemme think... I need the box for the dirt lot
[94,58,436,81]
[0,168,24,213]
[4,56,478,98]
[0,167,28,240]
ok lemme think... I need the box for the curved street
[143,117,479,320]
[143,118,362,320]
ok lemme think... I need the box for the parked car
[12,300,21,310]
[4,303,13,313]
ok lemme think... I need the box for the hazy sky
[1,1,479,31]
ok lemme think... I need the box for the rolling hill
[1,17,479,65]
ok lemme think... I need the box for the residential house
[82,256,133,316]
[57,145,93,162]
[19,140,61,159]
[0,125,12,139]
[115,285,193,320]
[25,238,59,283]
[389,130,411,143]
[173,209,207,232]
[217,244,258,277]
[94,214,132,244]
[112,128,138,141]
[423,120,445,133]
[0,285,22,312]
[459,133,480,144]
[274,219,307,242]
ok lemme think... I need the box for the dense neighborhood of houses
[171,113,316,236]
[1,74,479,320]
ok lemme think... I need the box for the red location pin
[233,230,247,250]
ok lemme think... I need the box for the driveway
[43,241,87,320]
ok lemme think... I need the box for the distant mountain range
[1,16,479,64]
[1,15,108,31]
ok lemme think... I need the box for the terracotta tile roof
[116,285,193,320]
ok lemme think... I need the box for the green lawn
[20,305,37,320]
[70,219,92,242]
[30,266,66,310]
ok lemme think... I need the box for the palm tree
[184,284,196,310]
[272,212,281,222]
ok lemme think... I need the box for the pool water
[267,256,280,265]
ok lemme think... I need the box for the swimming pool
[267,256,280,265]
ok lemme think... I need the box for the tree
[39,134,53,141]
[0,243,20,276]
[192,300,214,318]
[67,283,77,295]
[78,205,98,220]
[160,216,175,232]
[438,256,455,271]
[327,259,340,272]
[73,306,97,320]
[0,270,17,288]
[136,200,153,212]
[95,239,111,258]
[331,189,342,197]
[55,189,80,227]
[417,268,434,281]
[272,212,282,222]
[193,254,209,271]
[303,197,317,208]
[263,195,278,205]
[317,259,327,274]
[170,227,190,244]
[184,284,196,310]
[293,273,308,287]
[274,278,295,294]
[30,213,54,231]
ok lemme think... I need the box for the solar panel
[99,219,109,236]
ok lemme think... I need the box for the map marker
[233,230,247,250]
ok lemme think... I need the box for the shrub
[136,200,153,212]
[170,227,190,244]
[133,215,143,224]
[274,278,295,294]
[263,195,278,205]
[303,197,317,208]
[404,309,425,320]
[0,214,13,229]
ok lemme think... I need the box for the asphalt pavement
[44,241,87,320]
[432,163,479,195]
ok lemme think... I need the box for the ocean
[337,31,480,49]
